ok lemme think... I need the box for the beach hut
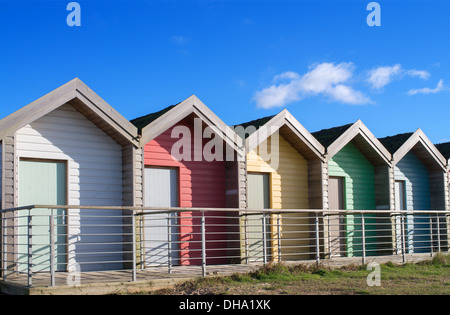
[235,109,325,262]
[312,120,392,258]
[131,95,245,266]
[380,130,448,253]
[0,78,141,272]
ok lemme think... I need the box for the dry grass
[142,253,450,295]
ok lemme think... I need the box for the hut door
[328,176,346,257]
[18,159,67,272]
[246,173,271,262]
[144,167,179,266]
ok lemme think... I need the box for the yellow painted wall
[246,134,311,260]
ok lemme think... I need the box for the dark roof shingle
[378,132,413,154]
[130,104,178,132]
[435,142,450,160]
[233,115,275,139]
[311,123,353,147]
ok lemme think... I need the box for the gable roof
[133,95,244,154]
[312,120,391,165]
[235,109,325,161]
[383,129,447,170]
[0,78,139,147]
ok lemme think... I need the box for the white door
[143,167,179,266]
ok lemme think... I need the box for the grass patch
[140,253,450,295]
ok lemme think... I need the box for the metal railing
[0,205,449,288]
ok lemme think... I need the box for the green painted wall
[328,142,377,257]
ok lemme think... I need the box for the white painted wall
[16,104,124,271]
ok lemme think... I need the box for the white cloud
[328,84,371,105]
[407,69,431,80]
[367,64,402,89]
[367,64,430,89]
[253,62,371,109]
[407,79,445,95]
[253,79,302,109]
[273,71,300,82]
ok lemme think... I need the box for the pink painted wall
[144,117,229,265]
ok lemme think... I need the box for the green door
[18,160,67,272]
[244,173,271,262]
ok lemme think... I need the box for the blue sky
[1,0,450,144]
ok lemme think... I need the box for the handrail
[2,205,450,215]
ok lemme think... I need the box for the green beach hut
[312,120,392,258]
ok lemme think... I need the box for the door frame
[17,157,69,271]
[246,171,272,209]
[394,180,407,254]
[328,175,346,257]
[143,165,181,208]
[246,171,272,261]
[394,180,406,211]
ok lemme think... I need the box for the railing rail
[0,205,449,288]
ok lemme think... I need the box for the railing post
[262,212,267,265]
[436,213,441,253]
[27,209,33,288]
[401,213,406,263]
[394,213,400,256]
[361,213,366,265]
[50,209,55,287]
[132,210,137,282]
[277,215,281,262]
[167,212,172,275]
[429,215,434,257]
[1,211,5,281]
[201,211,206,277]
[315,213,320,265]
[444,214,450,253]
[139,214,144,270]
[244,214,249,264]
